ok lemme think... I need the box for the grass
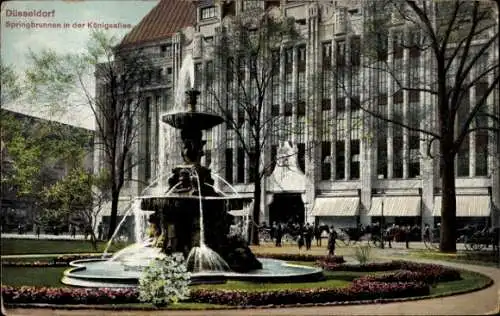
[1,267,67,287]
[407,249,500,267]
[430,271,491,296]
[0,238,130,256]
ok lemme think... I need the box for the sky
[1,0,160,130]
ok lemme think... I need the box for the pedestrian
[328,226,337,256]
[275,223,283,247]
[314,224,322,246]
[36,225,40,239]
[98,222,103,241]
[405,225,411,249]
[71,225,76,238]
[423,223,430,242]
[304,223,313,250]
[297,232,304,251]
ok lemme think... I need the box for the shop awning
[433,195,491,217]
[228,209,248,217]
[312,197,359,216]
[369,196,421,217]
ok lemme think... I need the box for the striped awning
[433,195,491,217]
[369,196,421,217]
[312,197,359,216]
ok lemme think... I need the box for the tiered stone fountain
[140,89,261,273]
[61,88,323,287]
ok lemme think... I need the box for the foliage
[1,110,91,204]
[0,62,22,106]
[354,245,372,265]
[138,253,191,306]
[25,30,155,239]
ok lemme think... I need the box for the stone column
[359,38,372,227]
[279,45,286,141]
[344,35,351,180]
[387,29,394,179]
[402,27,409,179]
[420,47,435,229]
[469,71,476,177]
[489,29,499,227]
[330,39,337,181]
[292,46,298,144]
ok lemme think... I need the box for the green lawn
[407,249,499,267]
[0,238,130,255]
[1,267,67,287]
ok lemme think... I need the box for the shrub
[354,245,372,264]
[138,253,191,307]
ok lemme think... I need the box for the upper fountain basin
[162,111,224,130]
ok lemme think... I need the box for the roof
[120,0,197,47]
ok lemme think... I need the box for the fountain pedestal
[141,89,262,272]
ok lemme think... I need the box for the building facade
[108,0,499,230]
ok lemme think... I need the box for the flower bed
[1,286,138,305]
[2,254,105,267]
[1,280,429,306]
[188,281,429,306]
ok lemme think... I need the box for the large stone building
[105,0,499,230]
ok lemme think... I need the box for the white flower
[138,252,191,306]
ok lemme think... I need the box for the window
[225,148,233,184]
[194,62,202,90]
[201,6,217,20]
[456,138,469,177]
[237,147,244,183]
[285,48,293,73]
[336,40,346,67]
[350,139,360,179]
[393,104,403,178]
[271,103,279,116]
[322,42,332,69]
[206,61,214,110]
[351,37,361,67]
[144,97,152,182]
[298,46,306,71]
[298,143,305,173]
[475,132,488,176]
[298,72,306,103]
[336,141,345,179]
[322,141,331,180]
[248,148,257,183]
[160,44,172,57]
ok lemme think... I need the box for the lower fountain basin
[61,258,324,288]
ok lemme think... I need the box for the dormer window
[201,6,217,20]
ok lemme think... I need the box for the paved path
[3,255,499,316]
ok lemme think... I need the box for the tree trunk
[251,157,262,245]
[440,148,457,253]
[106,191,119,240]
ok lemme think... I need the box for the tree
[354,0,499,252]
[207,9,301,244]
[41,168,110,250]
[25,31,155,239]
[1,62,22,107]
[1,109,92,221]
